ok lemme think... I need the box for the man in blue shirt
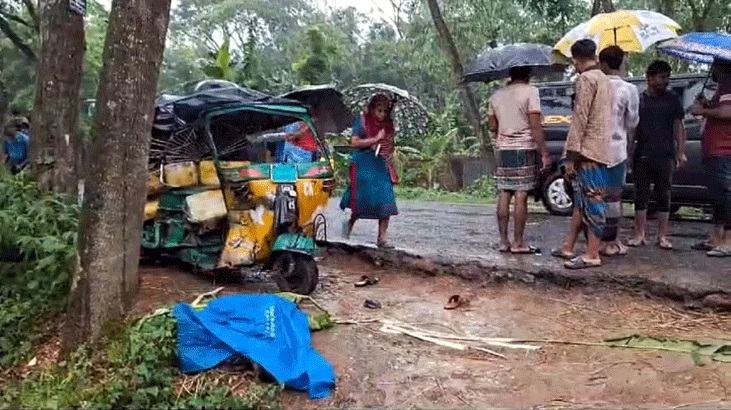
[3,124,30,174]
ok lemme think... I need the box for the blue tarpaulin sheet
[172,294,336,400]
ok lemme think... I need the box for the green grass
[0,312,282,410]
[334,175,499,204]
[393,186,494,203]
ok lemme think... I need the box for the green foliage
[203,37,235,80]
[292,26,338,85]
[0,313,283,409]
[0,171,79,369]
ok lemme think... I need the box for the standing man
[598,46,640,256]
[628,60,686,250]
[2,123,30,174]
[487,66,550,254]
[691,60,731,257]
[551,39,612,269]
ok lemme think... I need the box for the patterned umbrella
[657,32,731,64]
[554,10,680,57]
[342,83,430,139]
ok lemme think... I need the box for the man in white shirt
[598,46,639,256]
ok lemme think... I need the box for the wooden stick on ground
[191,287,225,307]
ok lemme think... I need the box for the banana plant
[202,37,234,81]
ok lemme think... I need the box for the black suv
[533,73,718,216]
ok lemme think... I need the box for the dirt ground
[132,251,731,409]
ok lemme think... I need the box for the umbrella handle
[698,64,713,101]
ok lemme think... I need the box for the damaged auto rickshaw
[143,83,348,294]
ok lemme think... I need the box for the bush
[0,313,282,409]
[0,171,79,369]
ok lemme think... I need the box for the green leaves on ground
[0,313,282,409]
[0,171,79,369]
[605,335,731,366]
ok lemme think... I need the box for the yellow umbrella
[554,10,680,57]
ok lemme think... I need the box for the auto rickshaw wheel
[271,251,319,295]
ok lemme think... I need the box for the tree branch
[0,9,33,29]
[21,0,39,33]
[0,15,36,60]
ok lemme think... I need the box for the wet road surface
[324,199,731,305]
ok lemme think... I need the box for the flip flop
[657,238,673,250]
[626,237,647,247]
[498,244,511,253]
[551,249,575,260]
[707,247,731,258]
[600,243,628,257]
[564,256,602,270]
[691,241,714,251]
[511,246,542,255]
[444,295,470,310]
[364,299,382,309]
[377,241,395,249]
[354,275,379,287]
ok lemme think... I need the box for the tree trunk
[64,0,172,348]
[424,0,488,153]
[591,0,615,16]
[30,0,85,197]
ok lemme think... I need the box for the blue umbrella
[657,32,731,64]
[462,43,566,83]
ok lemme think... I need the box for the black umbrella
[463,43,567,83]
[279,84,354,135]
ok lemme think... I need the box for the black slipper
[511,246,541,255]
[354,275,379,287]
[364,299,382,309]
[691,241,714,251]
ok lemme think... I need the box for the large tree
[30,0,85,196]
[65,0,173,346]
[425,0,487,151]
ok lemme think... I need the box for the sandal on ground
[657,237,673,250]
[511,246,541,255]
[376,241,395,249]
[600,243,628,257]
[691,241,714,251]
[498,243,512,253]
[626,237,647,247]
[354,275,379,287]
[707,247,731,258]
[364,299,382,309]
[444,294,470,310]
[551,249,575,260]
[564,256,602,270]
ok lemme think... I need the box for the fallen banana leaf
[604,335,731,364]
[276,292,334,331]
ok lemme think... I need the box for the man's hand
[676,153,687,168]
[541,152,551,171]
[564,160,576,179]
[690,101,705,116]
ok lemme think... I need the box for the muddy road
[136,251,731,409]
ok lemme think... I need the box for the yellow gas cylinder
[144,200,160,221]
[147,170,163,197]
[163,161,198,187]
[199,160,252,186]
[199,160,219,186]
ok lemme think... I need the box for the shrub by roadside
[0,171,79,369]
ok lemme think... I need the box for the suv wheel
[542,171,573,216]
